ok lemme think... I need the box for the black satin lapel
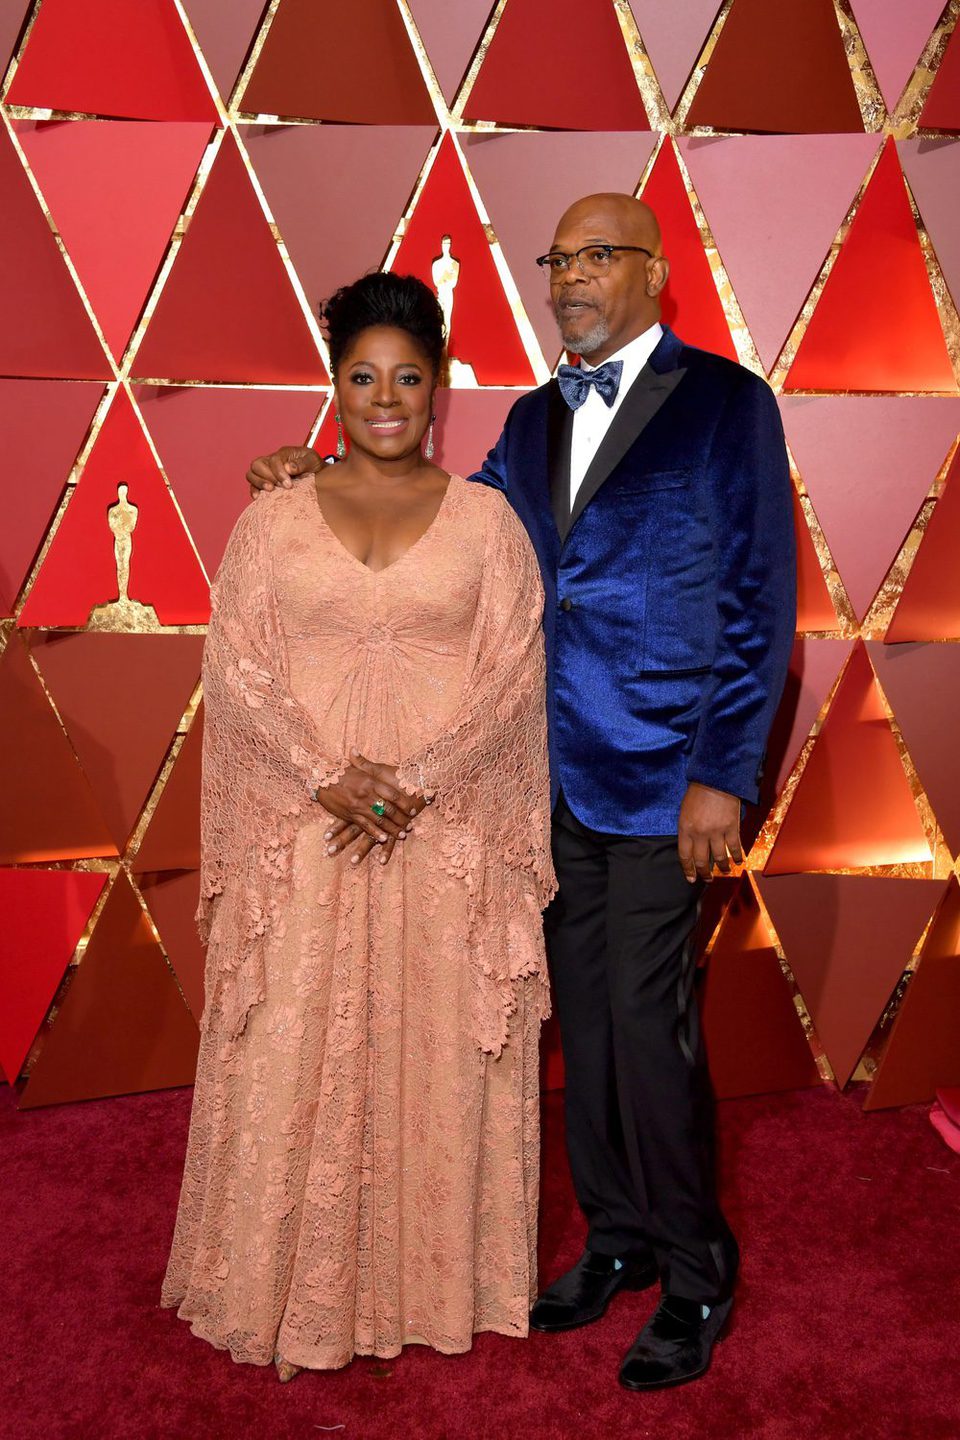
[547,379,574,541]
[568,365,687,532]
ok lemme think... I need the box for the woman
[161,273,554,1379]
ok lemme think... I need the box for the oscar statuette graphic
[431,234,477,386]
[87,483,161,630]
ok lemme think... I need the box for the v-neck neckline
[309,472,458,576]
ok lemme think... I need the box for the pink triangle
[680,135,880,373]
[16,120,211,359]
[462,131,657,366]
[849,0,945,111]
[245,123,435,320]
[628,0,721,110]
[900,139,960,318]
[181,0,267,102]
[768,637,853,798]
[0,868,107,1080]
[135,383,323,576]
[406,0,497,104]
[780,396,960,620]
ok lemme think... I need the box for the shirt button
[560,598,574,612]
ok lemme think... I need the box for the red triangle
[0,3,30,77]
[638,140,737,361]
[29,633,204,853]
[18,390,210,627]
[761,637,853,804]
[785,139,956,394]
[135,383,323,576]
[0,868,107,1080]
[765,642,932,873]
[391,135,535,386]
[6,0,217,121]
[0,635,117,864]
[131,133,326,385]
[793,489,839,631]
[701,878,820,1099]
[886,446,960,642]
[16,120,211,359]
[18,873,199,1108]
[180,0,267,103]
[0,128,108,380]
[865,879,960,1109]
[867,641,960,857]
[920,21,960,131]
[0,379,103,616]
[757,873,945,1087]
[138,869,205,1022]
[686,0,863,133]
[131,704,203,872]
[239,0,436,123]
[463,0,650,130]
[406,0,499,106]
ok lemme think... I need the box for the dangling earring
[335,411,346,460]
[425,413,436,460]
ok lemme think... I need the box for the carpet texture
[1,1083,957,1440]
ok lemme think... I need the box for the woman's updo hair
[321,272,445,378]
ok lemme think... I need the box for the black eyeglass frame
[535,243,656,274]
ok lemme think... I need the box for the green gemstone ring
[370,799,387,817]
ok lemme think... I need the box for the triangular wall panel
[765,643,932,873]
[406,0,497,106]
[138,869,205,1022]
[135,384,322,577]
[920,21,960,131]
[628,0,721,112]
[239,0,436,123]
[131,132,327,385]
[639,139,738,361]
[700,878,820,1099]
[19,873,199,1108]
[0,129,109,380]
[245,123,436,320]
[30,633,204,853]
[18,389,210,627]
[181,0,267,103]
[17,120,211,360]
[758,874,946,1087]
[685,0,863,133]
[780,396,960,621]
[463,0,650,130]
[867,642,960,857]
[793,490,840,632]
[899,140,960,318]
[391,135,535,386]
[865,879,960,1110]
[0,635,117,864]
[886,446,960,642]
[0,2,30,78]
[761,637,852,802]
[0,868,107,1081]
[6,0,217,121]
[849,0,945,112]
[680,135,880,373]
[0,379,103,616]
[132,704,203,873]
[462,131,657,367]
[784,139,956,394]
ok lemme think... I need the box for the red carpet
[1,1083,957,1440]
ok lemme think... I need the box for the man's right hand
[247,445,322,496]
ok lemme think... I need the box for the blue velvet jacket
[469,327,796,835]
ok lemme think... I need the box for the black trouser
[545,795,738,1304]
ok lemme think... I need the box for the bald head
[547,192,669,363]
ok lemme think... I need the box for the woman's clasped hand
[317,748,431,865]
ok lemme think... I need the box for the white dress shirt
[569,322,663,504]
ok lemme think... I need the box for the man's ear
[647,255,670,298]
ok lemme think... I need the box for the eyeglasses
[535,244,655,278]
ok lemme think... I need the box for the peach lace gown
[161,476,554,1371]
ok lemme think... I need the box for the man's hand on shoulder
[677,782,743,884]
[247,445,322,497]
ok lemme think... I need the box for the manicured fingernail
[377,832,387,842]
[324,831,332,840]
[379,855,387,865]
[409,808,418,816]
[351,855,360,865]
[327,845,337,855]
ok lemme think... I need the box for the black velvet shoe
[530,1250,659,1333]
[619,1294,733,1390]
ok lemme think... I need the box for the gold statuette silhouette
[431,234,477,387]
[87,483,161,631]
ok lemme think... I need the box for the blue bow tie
[557,360,623,411]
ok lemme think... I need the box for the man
[246,194,796,1390]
